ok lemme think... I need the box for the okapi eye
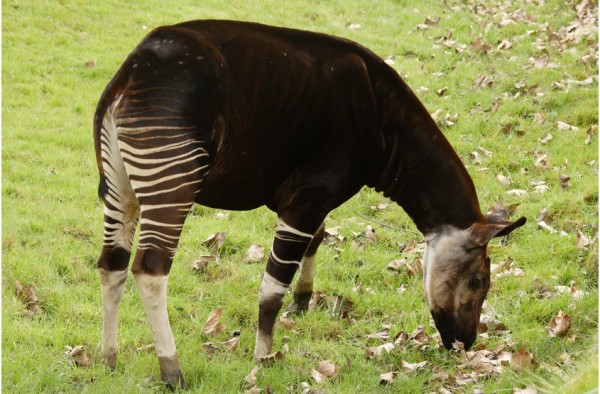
[468,276,482,290]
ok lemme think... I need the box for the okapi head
[422,215,526,350]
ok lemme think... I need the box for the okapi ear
[468,216,527,246]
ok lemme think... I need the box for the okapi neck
[375,117,484,236]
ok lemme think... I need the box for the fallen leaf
[400,360,428,372]
[15,281,42,316]
[540,133,553,144]
[547,310,571,337]
[65,345,92,367]
[533,112,547,124]
[277,313,298,330]
[244,243,265,263]
[192,255,220,272]
[317,360,339,379]
[84,60,96,68]
[379,371,399,385]
[202,342,219,357]
[258,351,284,365]
[511,348,535,371]
[496,173,511,187]
[507,189,528,196]
[245,365,260,385]
[557,121,579,131]
[370,202,390,211]
[534,154,550,169]
[221,336,240,350]
[203,232,227,253]
[474,75,494,88]
[365,343,395,359]
[346,23,362,30]
[201,308,225,336]
[576,230,591,248]
[365,225,379,243]
[436,87,449,96]
[470,35,492,53]
[497,40,513,50]
[559,174,571,189]
[514,388,537,394]
[367,327,391,340]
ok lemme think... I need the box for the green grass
[3,0,597,393]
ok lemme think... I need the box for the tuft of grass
[3,0,597,393]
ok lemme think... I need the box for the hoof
[159,356,188,390]
[103,352,118,371]
[287,292,312,314]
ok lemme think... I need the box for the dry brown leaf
[511,348,535,371]
[559,174,571,189]
[474,75,494,88]
[539,133,553,144]
[277,314,298,330]
[244,243,265,263]
[379,371,399,385]
[258,351,284,365]
[346,23,361,30]
[514,388,537,394]
[203,342,219,357]
[15,281,42,316]
[365,225,379,243]
[220,336,239,350]
[547,311,571,337]
[317,360,339,379]
[201,308,225,336]
[244,386,262,394]
[245,365,260,385]
[65,345,92,367]
[470,35,492,53]
[436,87,449,97]
[496,173,511,187]
[192,255,220,272]
[497,40,513,50]
[367,327,391,340]
[203,232,227,253]
[400,360,428,372]
[370,202,390,211]
[576,230,591,248]
[365,343,395,359]
[557,121,579,131]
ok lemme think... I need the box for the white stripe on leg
[99,268,128,369]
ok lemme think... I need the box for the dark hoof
[287,292,312,314]
[159,356,188,390]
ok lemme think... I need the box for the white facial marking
[422,226,477,311]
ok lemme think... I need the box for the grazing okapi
[94,20,526,388]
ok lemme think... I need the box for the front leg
[254,219,316,361]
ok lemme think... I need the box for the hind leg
[288,222,325,313]
[97,194,139,369]
[97,107,141,369]
[130,202,194,389]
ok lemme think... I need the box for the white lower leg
[133,273,184,386]
[133,273,177,359]
[99,268,128,369]
[254,273,289,361]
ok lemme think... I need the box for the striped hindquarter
[96,83,211,389]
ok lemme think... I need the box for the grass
[2,0,598,393]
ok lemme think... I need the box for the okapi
[94,20,526,388]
